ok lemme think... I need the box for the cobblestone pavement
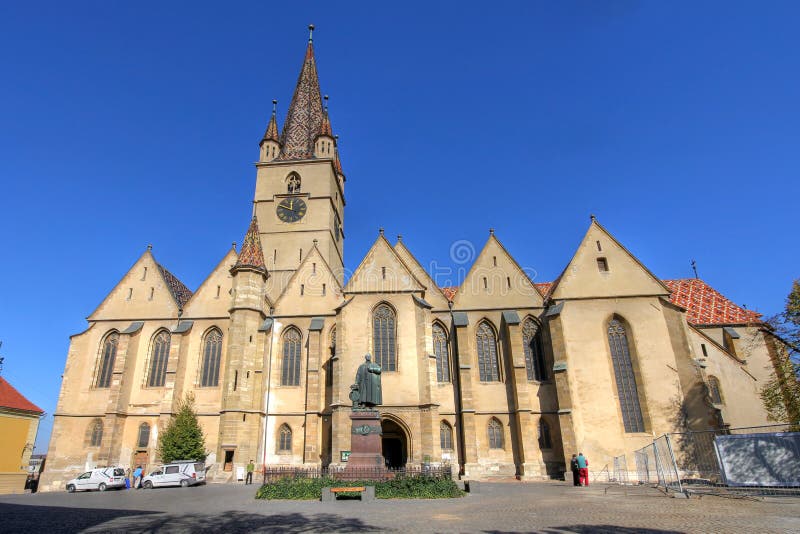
[2,480,800,533]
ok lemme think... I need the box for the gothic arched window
[476,321,500,382]
[137,423,150,448]
[281,328,302,386]
[522,318,547,381]
[95,331,119,388]
[607,318,646,433]
[287,173,301,193]
[89,419,103,447]
[147,330,171,387]
[278,424,292,452]
[440,421,453,450]
[433,323,451,382]
[538,418,552,449]
[488,418,504,449]
[373,304,397,371]
[200,328,223,387]
[708,376,724,404]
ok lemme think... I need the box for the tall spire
[262,99,280,143]
[233,216,267,274]
[279,25,326,160]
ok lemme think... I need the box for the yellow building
[0,376,43,494]
[40,30,784,491]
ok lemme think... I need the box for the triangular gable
[550,219,670,300]
[452,233,544,309]
[181,248,239,318]
[393,239,450,309]
[344,233,424,294]
[88,248,184,320]
[274,242,344,314]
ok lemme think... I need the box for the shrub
[255,474,465,500]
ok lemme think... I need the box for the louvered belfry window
[281,328,302,386]
[373,304,397,371]
[201,328,223,387]
[96,332,119,388]
[522,319,547,381]
[440,421,453,450]
[476,322,500,382]
[433,324,451,382]
[607,319,646,433]
[147,330,171,387]
[488,418,504,449]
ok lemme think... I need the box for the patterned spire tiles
[262,112,280,143]
[234,216,267,273]
[279,41,325,161]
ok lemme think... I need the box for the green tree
[760,280,800,430]
[158,393,207,463]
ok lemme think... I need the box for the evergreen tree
[760,280,800,430]
[158,393,207,463]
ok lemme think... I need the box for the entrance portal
[381,419,408,468]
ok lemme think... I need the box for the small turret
[314,95,336,159]
[259,100,281,162]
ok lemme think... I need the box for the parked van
[66,467,126,492]
[141,460,206,488]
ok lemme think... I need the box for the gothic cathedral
[40,30,782,490]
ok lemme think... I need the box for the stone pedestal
[344,409,385,473]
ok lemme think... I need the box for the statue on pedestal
[349,354,382,409]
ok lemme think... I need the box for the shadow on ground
[486,527,684,534]
[0,504,384,533]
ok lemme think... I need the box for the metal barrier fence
[262,465,453,484]
[628,424,799,497]
[612,454,630,485]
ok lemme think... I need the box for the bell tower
[252,25,345,302]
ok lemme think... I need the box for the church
[40,29,782,490]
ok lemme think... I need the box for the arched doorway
[381,419,408,468]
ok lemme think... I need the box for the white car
[141,461,206,488]
[66,467,127,492]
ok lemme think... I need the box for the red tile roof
[0,376,43,414]
[663,278,761,326]
[157,264,193,308]
[438,278,760,326]
[234,216,267,272]
[440,286,458,301]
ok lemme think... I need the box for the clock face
[276,198,307,223]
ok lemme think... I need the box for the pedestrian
[125,467,131,489]
[133,465,143,489]
[570,454,580,486]
[577,452,589,486]
[246,460,255,485]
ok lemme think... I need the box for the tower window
[216,285,221,299]
[483,277,488,289]
[493,256,497,267]
[597,258,609,272]
[322,283,326,296]
[507,276,511,289]
[127,288,133,300]
[700,343,708,357]
[301,284,305,296]
[287,173,301,194]
[149,287,154,300]
[596,240,602,251]
[382,267,386,280]
[312,262,316,274]
[142,266,147,280]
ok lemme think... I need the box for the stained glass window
[281,328,302,386]
[488,418,503,449]
[522,319,547,381]
[373,304,397,371]
[278,424,292,452]
[477,322,500,382]
[201,328,223,387]
[137,423,150,448]
[96,332,119,388]
[433,323,451,382]
[147,330,171,387]
[440,421,453,450]
[607,319,645,433]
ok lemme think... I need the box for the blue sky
[1,2,798,452]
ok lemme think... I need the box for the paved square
[1,481,799,533]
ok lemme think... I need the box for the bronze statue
[350,354,382,408]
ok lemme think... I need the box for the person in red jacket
[577,453,589,486]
